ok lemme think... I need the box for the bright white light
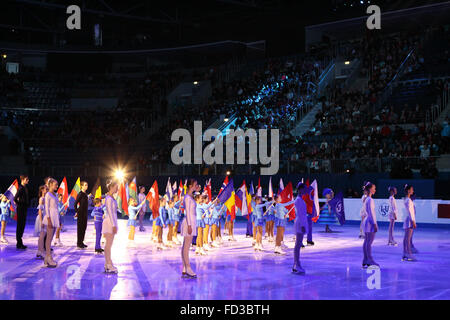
[345,61,350,65]
[193,81,198,85]
[1,54,6,59]
[224,118,229,122]
[226,171,231,175]
[114,169,125,182]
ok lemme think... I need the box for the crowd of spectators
[1,25,449,176]
[143,54,327,167]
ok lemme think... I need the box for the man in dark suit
[14,175,30,249]
[74,181,89,249]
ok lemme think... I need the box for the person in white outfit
[403,184,417,261]
[359,188,368,239]
[180,178,199,278]
[103,179,119,273]
[387,186,398,246]
[362,181,379,268]
[38,178,60,268]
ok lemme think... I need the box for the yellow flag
[246,191,253,214]
[225,191,235,212]
[95,185,102,199]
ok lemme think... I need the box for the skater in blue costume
[317,188,339,233]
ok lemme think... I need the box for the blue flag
[249,181,255,195]
[329,191,345,225]
[217,179,234,204]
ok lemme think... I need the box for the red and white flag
[146,180,160,219]
[57,177,69,209]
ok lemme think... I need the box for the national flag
[268,177,273,198]
[225,191,236,221]
[218,176,229,196]
[146,180,160,219]
[4,179,19,220]
[128,177,138,201]
[277,178,284,196]
[125,182,130,202]
[178,179,183,198]
[302,185,314,215]
[183,179,187,195]
[94,185,102,199]
[311,180,320,219]
[172,181,177,197]
[329,192,345,225]
[57,177,69,209]
[217,178,235,221]
[235,180,248,217]
[246,190,253,215]
[280,182,295,221]
[165,177,173,200]
[249,181,255,195]
[70,177,81,200]
[203,179,212,202]
[116,182,128,216]
[217,179,234,204]
[256,178,262,197]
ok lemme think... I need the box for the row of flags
[1,176,345,225]
[216,177,296,221]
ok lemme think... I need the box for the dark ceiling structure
[1,0,448,56]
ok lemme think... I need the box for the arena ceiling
[0,0,448,56]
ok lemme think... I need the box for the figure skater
[226,211,236,241]
[402,184,417,261]
[172,195,182,245]
[265,197,275,243]
[254,196,272,251]
[362,182,379,268]
[273,195,296,255]
[34,186,47,239]
[246,198,254,238]
[359,187,368,239]
[293,183,309,274]
[180,179,198,278]
[103,179,119,273]
[202,196,215,250]
[34,186,47,258]
[0,195,11,244]
[138,186,147,232]
[53,193,69,247]
[38,178,60,268]
[156,197,168,250]
[91,198,105,254]
[318,188,338,233]
[127,198,145,243]
[301,187,315,246]
[195,195,216,254]
[387,186,398,246]
[210,203,225,247]
[166,199,177,247]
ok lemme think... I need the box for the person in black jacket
[74,181,89,249]
[14,175,30,249]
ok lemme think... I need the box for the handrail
[374,48,415,110]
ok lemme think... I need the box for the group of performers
[360,182,418,268]
[0,175,418,276]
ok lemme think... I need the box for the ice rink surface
[1,216,449,300]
